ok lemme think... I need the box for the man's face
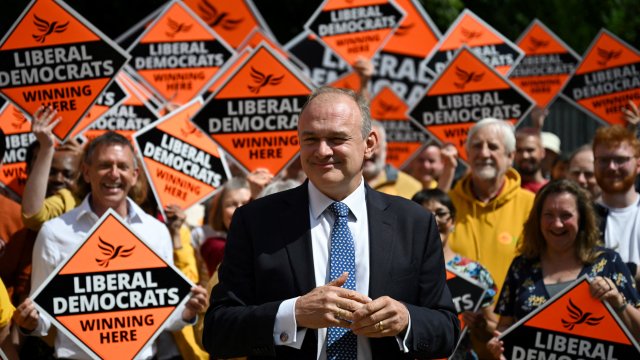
[82,143,138,212]
[362,124,386,181]
[594,142,640,194]
[515,134,545,176]
[47,151,81,197]
[298,93,376,200]
[411,145,443,185]
[467,126,513,181]
[567,149,600,199]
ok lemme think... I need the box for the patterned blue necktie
[327,201,357,360]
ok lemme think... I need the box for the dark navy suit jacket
[203,182,459,359]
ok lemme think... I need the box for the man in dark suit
[203,87,459,359]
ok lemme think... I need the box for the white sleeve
[29,223,57,336]
[273,297,307,349]
[394,313,411,353]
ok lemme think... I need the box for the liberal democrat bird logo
[197,0,244,31]
[597,47,622,66]
[561,298,604,330]
[12,108,28,130]
[460,27,482,43]
[454,67,484,89]
[393,23,415,37]
[96,237,135,268]
[375,100,400,117]
[166,18,192,38]
[32,14,69,43]
[528,37,549,52]
[248,67,284,94]
[181,118,201,138]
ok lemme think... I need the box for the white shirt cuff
[273,297,307,349]
[395,313,411,353]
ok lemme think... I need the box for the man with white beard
[448,118,535,292]
[362,120,422,199]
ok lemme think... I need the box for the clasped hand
[295,272,409,337]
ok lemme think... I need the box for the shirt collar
[308,178,367,221]
[76,194,144,223]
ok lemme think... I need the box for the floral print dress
[496,247,640,321]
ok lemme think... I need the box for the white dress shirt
[273,179,410,359]
[30,195,190,359]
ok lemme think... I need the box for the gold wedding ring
[375,321,384,332]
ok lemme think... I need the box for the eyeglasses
[595,156,633,168]
[433,211,451,220]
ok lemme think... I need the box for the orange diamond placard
[328,0,440,104]
[69,76,129,140]
[561,29,640,126]
[284,31,352,86]
[0,0,130,143]
[134,97,228,220]
[369,0,440,104]
[76,72,159,143]
[204,48,252,97]
[192,44,314,175]
[425,9,523,76]
[31,209,193,360]
[409,46,533,162]
[369,87,427,168]
[305,0,405,65]
[128,0,235,105]
[183,0,273,49]
[237,29,291,61]
[509,20,581,108]
[500,276,640,359]
[0,103,36,199]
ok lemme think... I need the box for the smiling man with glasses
[593,125,640,285]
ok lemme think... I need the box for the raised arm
[22,106,60,217]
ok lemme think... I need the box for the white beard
[474,164,498,180]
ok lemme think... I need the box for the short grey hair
[466,118,516,154]
[299,86,372,139]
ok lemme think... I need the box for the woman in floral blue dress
[488,180,640,359]
[413,189,498,360]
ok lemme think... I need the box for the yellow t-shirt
[0,279,15,328]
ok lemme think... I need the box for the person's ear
[364,130,378,160]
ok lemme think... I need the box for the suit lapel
[283,183,316,296]
[366,187,395,298]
